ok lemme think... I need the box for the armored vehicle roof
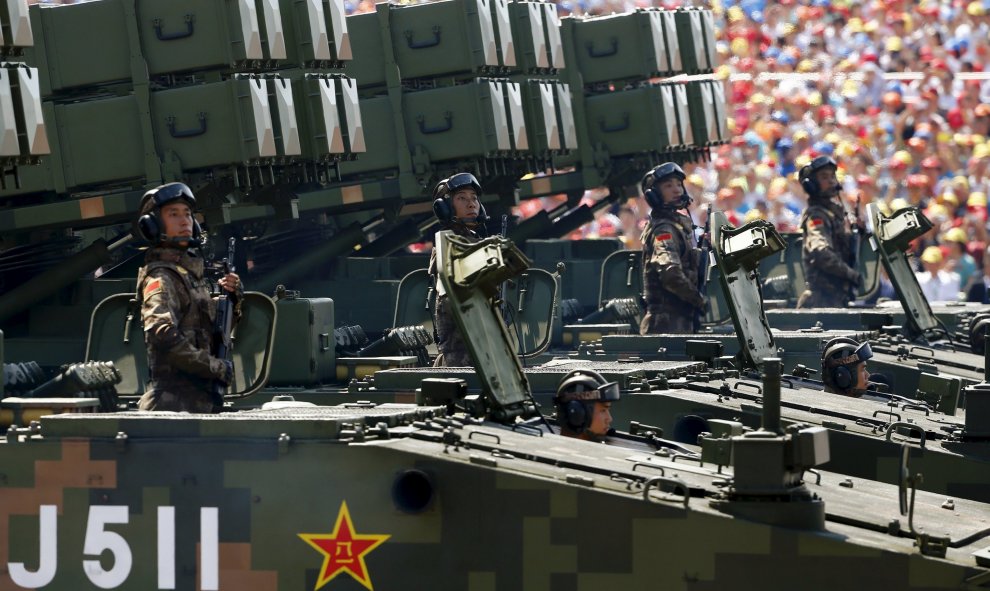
[369,359,704,393]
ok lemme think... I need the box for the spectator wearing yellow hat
[968,147,989,192]
[968,191,989,223]
[943,227,977,291]
[915,245,961,302]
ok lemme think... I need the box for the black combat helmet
[554,368,620,437]
[642,162,690,211]
[821,336,873,393]
[134,182,202,246]
[798,156,839,199]
[432,172,487,225]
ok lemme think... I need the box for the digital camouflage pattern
[2,410,990,591]
[136,247,233,413]
[797,200,858,308]
[640,211,704,334]
[429,224,481,367]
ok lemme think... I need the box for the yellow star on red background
[298,501,390,591]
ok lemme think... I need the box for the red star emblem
[298,501,390,591]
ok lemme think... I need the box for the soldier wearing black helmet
[553,368,619,441]
[133,182,241,413]
[797,156,862,308]
[639,162,706,334]
[820,337,873,396]
[429,172,487,367]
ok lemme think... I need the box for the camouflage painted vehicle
[580,205,990,398]
[554,211,990,503]
[5,3,990,586]
[3,231,990,590]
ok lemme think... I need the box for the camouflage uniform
[137,247,235,412]
[430,225,480,367]
[640,210,704,334]
[797,199,858,308]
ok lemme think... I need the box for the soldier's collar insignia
[299,501,390,591]
[175,266,188,275]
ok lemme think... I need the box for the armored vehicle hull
[3,405,990,590]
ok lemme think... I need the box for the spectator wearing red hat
[921,156,947,188]
[906,173,932,207]
[879,151,912,205]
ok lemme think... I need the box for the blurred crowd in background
[403,0,990,304]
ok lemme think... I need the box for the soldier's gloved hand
[847,269,865,291]
[212,358,234,385]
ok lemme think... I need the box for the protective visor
[152,182,197,208]
[563,380,621,402]
[446,172,482,194]
[829,342,873,367]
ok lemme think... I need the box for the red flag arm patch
[811,218,825,227]
[655,232,673,241]
[144,278,163,297]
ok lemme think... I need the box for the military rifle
[694,204,713,332]
[211,237,237,409]
[847,193,862,302]
[498,213,511,327]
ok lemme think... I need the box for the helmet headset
[134,182,203,247]
[554,369,620,436]
[799,156,840,200]
[433,172,488,226]
[821,337,873,393]
[642,162,691,212]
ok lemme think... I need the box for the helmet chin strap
[161,234,198,248]
[452,216,479,228]
[657,192,692,211]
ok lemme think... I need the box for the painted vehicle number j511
[10,505,220,590]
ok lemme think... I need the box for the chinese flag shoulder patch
[655,232,673,241]
[811,218,825,227]
[144,278,163,297]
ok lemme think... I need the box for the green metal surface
[84,291,277,398]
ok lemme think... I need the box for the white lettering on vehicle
[8,505,219,590]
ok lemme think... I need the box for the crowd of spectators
[494,0,990,303]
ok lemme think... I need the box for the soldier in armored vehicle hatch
[429,173,487,367]
[820,337,873,397]
[553,368,619,441]
[639,163,706,334]
[796,156,863,308]
[134,182,242,413]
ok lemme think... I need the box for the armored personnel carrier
[4,230,990,590]
[553,211,990,503]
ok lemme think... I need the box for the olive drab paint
[5,3,990,588]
